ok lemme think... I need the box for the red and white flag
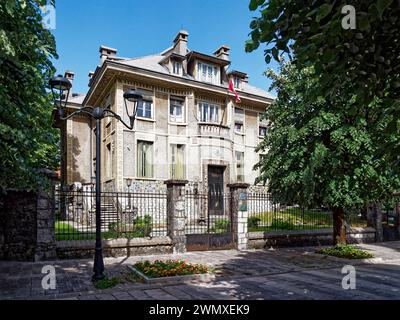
[228,78,241,104]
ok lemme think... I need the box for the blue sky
[52,0,278,95]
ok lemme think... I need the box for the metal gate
[383,206,400,241]
[185,190,234,251]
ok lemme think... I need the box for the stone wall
[248,227,376,249]
[56,237,172,259]
[0,188,56,261]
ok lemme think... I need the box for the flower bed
[134,259,209,278]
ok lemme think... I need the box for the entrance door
[208,166,224,215]
[185,165,234,251]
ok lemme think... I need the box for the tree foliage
[0,0,59,191]
[247,0,400,166]
[256,62,400,209]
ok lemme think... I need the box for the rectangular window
[235,151,244,182]
[197,62,217,84]
[172,61,181,75]
[199,102,220,123]
[234,108,244,133]
[234,77,241,89]
[137,100,153,119]
[169,96,184,123]
[259,126,268,137]
[234,122,243,133]
[170,144,185,179]
[105,143,112,178]
[137,141,153,178]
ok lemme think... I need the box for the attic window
[172,60,182,75]
[233,77,241,89]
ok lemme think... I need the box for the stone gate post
[35,169,58,261]
[373,203,383,242]
[165,179,188,254]
[228,183,250,250]
[395,201,400,239]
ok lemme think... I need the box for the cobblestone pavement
[1,242,400,300]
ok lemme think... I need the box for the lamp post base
[92,247,105,282]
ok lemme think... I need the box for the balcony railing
[198,122,230,138]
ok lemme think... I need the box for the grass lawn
[55,221,148,241]
[248,208,333,232]
[248,208,367,232]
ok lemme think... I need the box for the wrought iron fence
[54,185,167,241]
[247,192,368,232]
[184,190,232,235]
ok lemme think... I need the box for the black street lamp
[126,178,133,209]
[50,75,142,281]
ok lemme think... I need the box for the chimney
[173,30,189,56]
[64,70,74,98]
[214,45,230,61]
[99,45,117,65]
[88,71,94,87]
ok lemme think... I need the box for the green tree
[246,0,400,166]
[256,62,400,244]
[0,0,59,191]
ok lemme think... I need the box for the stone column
[228,183,250,251]
[395,201,400,239]
[35,169,58,261]
[372,203,383,242]
[165,179,188,254]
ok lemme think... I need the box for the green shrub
[108,222,118,232]
[134,215,152,237]
[248,216,261,228]
[270,218,295,230]
[93,277,120,289]
[214,218,229,230]
[317,245,373,259]
[210,218,230,233]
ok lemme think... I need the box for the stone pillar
[165,180,188,254]
[228,183,250,251]
[395,202,400,239]
[371,203,383,242]
[35,169,58,261]
[35,190,57,261]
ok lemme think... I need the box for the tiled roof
[68,93,86,105]
[116,53,274,100]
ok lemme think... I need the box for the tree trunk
[333,206,346,245]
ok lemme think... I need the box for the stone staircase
[90,200,119,228]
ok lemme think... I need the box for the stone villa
[53,30,274,195]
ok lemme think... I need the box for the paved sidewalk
[1,242,400,300]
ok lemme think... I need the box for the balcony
[198,122,230,139]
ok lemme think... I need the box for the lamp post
[50,75,142,281]
[126,178,132,209]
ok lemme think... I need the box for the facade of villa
[53,30,274,196]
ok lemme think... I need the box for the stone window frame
[170,143,186,180]
[198,100,221,124]
[169,95,185,123]
[235,151,245,183]
[197,61,218,84]
[136,140,154,179]
[172,60,182,75]
[234,107,245,135]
